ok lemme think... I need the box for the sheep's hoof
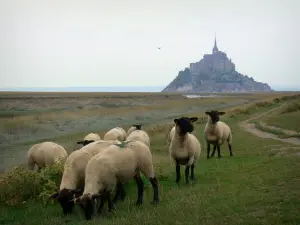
[218,156,222,159]
[151,199,159,205]
[135,200,143,206]
[207,156,210,159]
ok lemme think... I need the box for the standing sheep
[50,140,126,215]
[103,127,126,141]
[126,124,143,136]
[204,110,233,159]
[27,141,68,172]
[126,129,150,147]
[169,117,201,184]
[77,133,101,146]
[73,140,159,220]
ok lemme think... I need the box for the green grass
[1,93,300,224]
[253,122,285,136]
[265,111,300,133]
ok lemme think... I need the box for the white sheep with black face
[204,110,233,159]
[49,140,126,216]
[126,129,150,147]
[77,133,101,146]
[169,117,201,184]
[103,127,126,141]
[73,140,159,220]
[126,124,143,136]
[27,141,68,172]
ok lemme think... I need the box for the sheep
[204,110,233,159]
[103,127,126,141]
[27,141,68,172]
[77,133,101,146]
[126,124,143,136]
[168,117,198,143]
[169,117,201,184]
[126,129,150,147]
[73,140,159,220]
[49,140,126,215]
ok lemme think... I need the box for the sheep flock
[26,111,233,220]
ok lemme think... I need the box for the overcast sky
[0,0,299,89]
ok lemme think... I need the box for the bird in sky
[157,46,162,50]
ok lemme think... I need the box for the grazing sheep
[103,127,126,141]
[168,117,198,143]
[204,110,233,159]
[49,140,126,215]
[169,117,201,184]
[27,141,68,172]
[126,129,150,147]
[77,133,101,146]
[126,124,143,136]
[73,140,159,220]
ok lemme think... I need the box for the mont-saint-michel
[162,37,272,93]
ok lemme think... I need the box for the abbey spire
[212,34,219,54]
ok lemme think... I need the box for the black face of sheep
[77,140,95,146]
[174,117,198,135]
[74,194,102,220]
[133,124,142,130]
[50,189,82,215]
[205,111,225,124]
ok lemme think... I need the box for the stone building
[190,36,235,78]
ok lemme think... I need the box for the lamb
[126,124,143,136]
[73,140,159,220]
[168,117,198,143]
[49,140,126,215]
[169,117,201,184]
[204,110,233,159]
[27,141,68,172]
[126,129,150,147]
[77,133,101,146]
[103,127,126,141]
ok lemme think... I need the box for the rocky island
[162,37,272,93]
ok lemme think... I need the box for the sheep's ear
[205,111,210,115]
[49,192,59,199]
[218,111,225,115]
[86,140,94,144]
[77,141,83,144]
[173,119,179,124]
[189,117,198,123]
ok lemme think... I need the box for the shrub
[281,101,300,114]
[0,159,64,206]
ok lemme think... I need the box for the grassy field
[1,91,300,225]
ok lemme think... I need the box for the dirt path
[239,104,300,146]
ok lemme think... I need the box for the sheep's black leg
[175,159,181,184]
[97,193,107,214]
[207,142,211,159]
[120,183,126,201]
[190,164,195,181]
[149,177,159,204]
[37,167,41,173]
[112,181,122,207]
[211,145,217,158]
[217,144,221,158]
[229,143,233,156]
[134,173,144,206]
[185,165,190,184]
[107,192,114,212]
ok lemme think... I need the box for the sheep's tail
[27,155,35,170]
